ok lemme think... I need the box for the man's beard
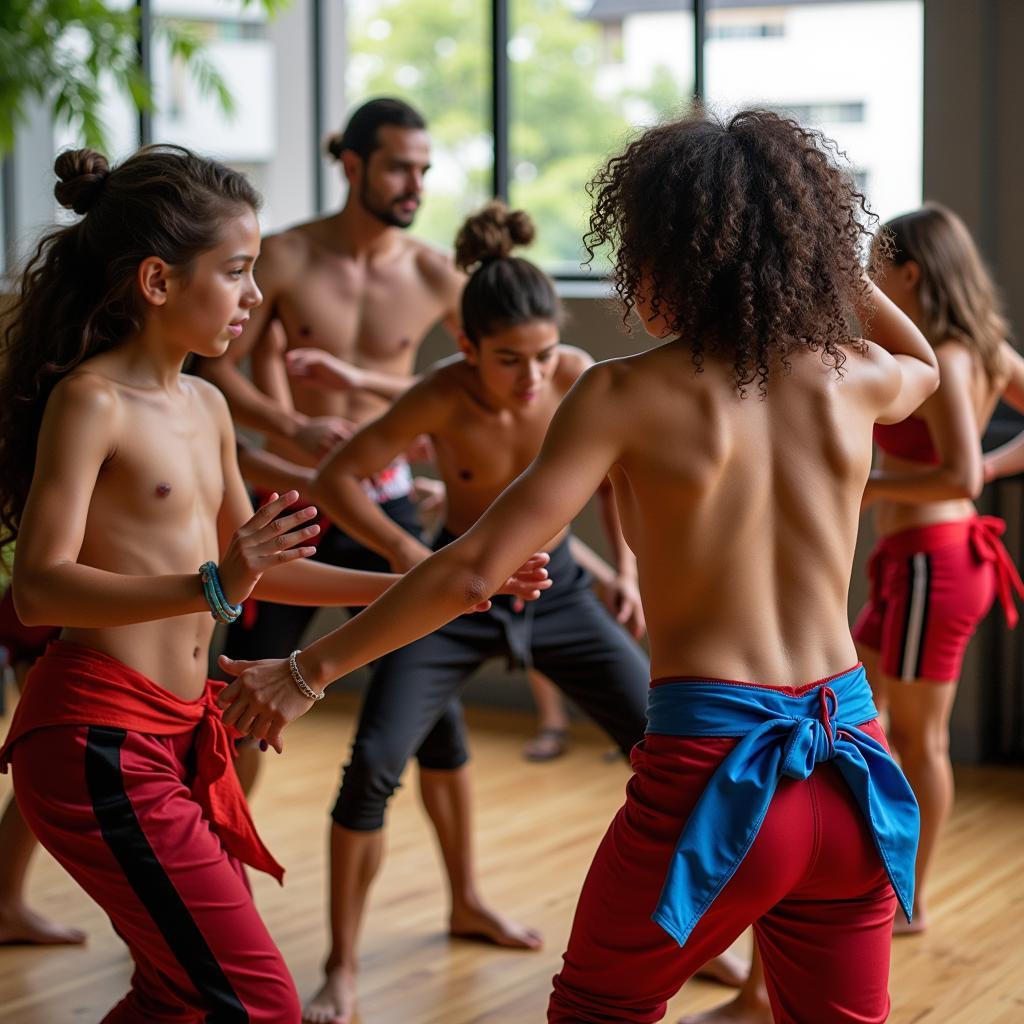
[360,180,418,229]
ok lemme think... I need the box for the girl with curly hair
[217,109,938,1022]
[0,146,543,1023]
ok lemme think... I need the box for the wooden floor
[1,693,1023,1023]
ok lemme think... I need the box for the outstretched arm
[217,362,625,745]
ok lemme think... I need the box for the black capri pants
[331,531,650,831]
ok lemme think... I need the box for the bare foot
[694,951,748,988]
[303,965,356,1024]
[0,902,87,946]
[677,987,772,1024]
[893,904,928,935]
[449,903,543,949]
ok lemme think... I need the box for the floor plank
[1,693,1022,1022]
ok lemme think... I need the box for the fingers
[217,655,257,681]
[252,504,318,541]
[252,522,321,559]
[244,490,301,534]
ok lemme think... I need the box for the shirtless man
[218,110,938,1023]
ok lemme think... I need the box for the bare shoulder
[418,355,472,410]
[413,240,463,292]
[554,345,594,388]
[256,225,315,284]
[186,372,230,413]
[842,338,902,401]
[50,368,122,419]
[932,338,975,373]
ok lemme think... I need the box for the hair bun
[324,133,346,162]
[454,200,535,271]
[53,149,111,215]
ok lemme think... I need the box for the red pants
[549,722,897,1024]
[13,724,299,1023]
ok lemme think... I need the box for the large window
[510,1,694,272]
[705,1,923,226]
[2,0,923,276]
[344,0,491,252]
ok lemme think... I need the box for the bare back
[602,341,884,684]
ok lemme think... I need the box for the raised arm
[864,343,983,505]
[857,280,940,424]
[311,379,448,569]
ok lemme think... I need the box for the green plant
[0,0,290,155]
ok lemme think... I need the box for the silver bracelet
[288,650,325,701]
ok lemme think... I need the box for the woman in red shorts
[854,202,1024,933]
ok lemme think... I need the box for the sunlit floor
[1,692,1023,1023]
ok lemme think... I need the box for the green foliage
[347,0,691,267]
[0,0,288,156]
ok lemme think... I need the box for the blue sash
[645,665,919,946]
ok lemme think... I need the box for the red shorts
[549,722,897,1023]
[13,724,300,1023]
[852,517,1020,683]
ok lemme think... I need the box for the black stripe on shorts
[84,726,249,1023]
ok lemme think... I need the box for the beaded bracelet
[289,650,325,701]
[198,562,243,624]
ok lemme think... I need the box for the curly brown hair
[0,145,260,551]
[585,108,877,395]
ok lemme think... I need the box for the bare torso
[428,354,582,546]
[260,217,459,451]
[57,364,225,698]
[603,341,877,684]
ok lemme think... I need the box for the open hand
[218,491,320,606]
[216,654,315,753]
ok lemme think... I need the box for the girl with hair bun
[277,199,651,1024]
[0,147,543,1023]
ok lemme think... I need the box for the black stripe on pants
[84,726,249,1023]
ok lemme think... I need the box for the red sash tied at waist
[0,641,284,883]
[969,516,1024,629]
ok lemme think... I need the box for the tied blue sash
[645,664,919,947]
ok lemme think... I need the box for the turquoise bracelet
[199,562,243,624]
